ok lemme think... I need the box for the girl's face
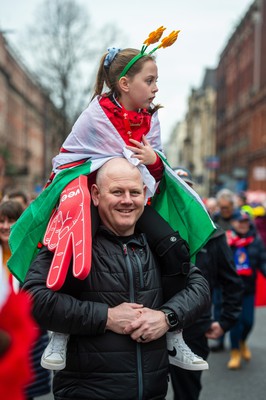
[120,60,158,110]
[0,215,15,245]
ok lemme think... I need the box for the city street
[168,306,266,400]
[39,307,266,400]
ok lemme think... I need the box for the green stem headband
[119,26,180,79]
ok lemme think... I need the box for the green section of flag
[8,155,215,284]
[152,159,216,257]
[8,163,92,283]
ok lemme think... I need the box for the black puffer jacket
[184,226,243,340]
[229,224,266,295]
[23,227,210,400]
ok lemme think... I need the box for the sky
[0,0,254,143]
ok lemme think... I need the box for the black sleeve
[161,265,211,330]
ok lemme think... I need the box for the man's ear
[118,76,129,93]
[91,184,100,206]
[143,185,147,199]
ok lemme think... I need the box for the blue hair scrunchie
[104,47,121,68]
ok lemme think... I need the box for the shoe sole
[227,365,241,370]
[41,356,66,370]
[169,356,209,370]
[241,354,251,361]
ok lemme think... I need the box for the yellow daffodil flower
[157,30,180,49]
[143,26,166,46]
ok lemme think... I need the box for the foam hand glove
[43,175,92,290]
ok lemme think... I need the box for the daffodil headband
[119,26,180,78]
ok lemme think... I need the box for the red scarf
[99,96,151,145]
[226,230,254,247]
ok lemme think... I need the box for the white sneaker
[41,332,69,370]
[167,330,209,371]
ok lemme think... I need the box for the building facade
[165,68,217,197]
[0,32,63,197]
[216,0,266,191]
[164,120,187,168]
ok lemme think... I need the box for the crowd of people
[203,187,266,371]
[1,25,266,400]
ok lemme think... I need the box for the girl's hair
[0,200,23,221]
[91,48,161,113]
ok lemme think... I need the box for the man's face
[218,199,234,219]
[91,162,146,236]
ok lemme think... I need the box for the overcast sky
[0,0,253,143]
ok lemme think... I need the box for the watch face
[167,312,178,327]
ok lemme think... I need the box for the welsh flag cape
[8,97,216,283]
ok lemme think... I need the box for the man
[23,158,210,400]
[211,188,239,351]
[213,188,237,231]
[170,168,243,400]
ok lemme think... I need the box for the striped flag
[153,154,216,257]
[8,97,215,282]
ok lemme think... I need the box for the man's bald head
[95,158,141,185]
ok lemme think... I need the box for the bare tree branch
[22,0,124,141]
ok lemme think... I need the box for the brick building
[0,32,64,197]
[216,0,266,191]
[164,68,217,197]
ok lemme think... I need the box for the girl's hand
[126,136,157,165]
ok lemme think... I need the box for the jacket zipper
[122,243,144,400]
[133,250,145,289]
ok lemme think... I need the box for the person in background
[235,191,255,217]
[213,188,238,231]
[0,266,38,400]
[23,158,210,400]
[170,167,243,400]
[253,204,266,245]
[2,189,29,211]
[0,200,39,400]
[226,210,266,370]
[204,197,218,217]
[0,200,24,291]
[0,200,51,400]
[210,188,240,352]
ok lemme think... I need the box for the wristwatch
[161,308,179,328]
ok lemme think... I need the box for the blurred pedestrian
[211,188,239,351]
[226,210,266,369]
[205,197,218,217]
[2,189,29,210]
[0,269,38,400]
[213,188,238,231]
[0,200,23,291]
[0,201,38,400]
[0,200,51,400]
[170,168,243,399]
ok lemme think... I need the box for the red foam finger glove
[43,175,92,290]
